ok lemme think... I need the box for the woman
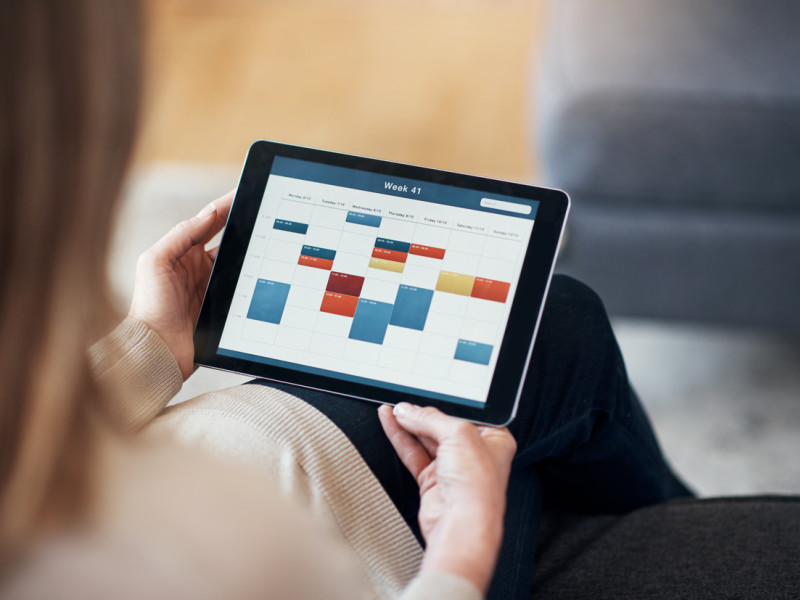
[0,1,690,598]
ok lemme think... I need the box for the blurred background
[113,0,800,497]
[134,0,540,180]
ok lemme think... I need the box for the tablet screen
[215,155,538,408]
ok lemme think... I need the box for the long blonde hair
[0,0,142,555]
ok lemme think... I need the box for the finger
[417,434,439,458]
[198,190,235,245]
[477,425,514,445]
[391,403,470,443]
[150,207,218,267]
[378,404,431,480]
[477,425,512,441]
[207,244,220,262]
[477,426,517,470]
[149,191,234,267]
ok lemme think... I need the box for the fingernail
[394,403,411,417]
[196,203,216,218]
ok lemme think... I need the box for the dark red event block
[326,271,365,297]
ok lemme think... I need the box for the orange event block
[471,277,510,303]
[409,244,445,260]
[371,247,408,263]
[298,254,333,270]
[320,291,359,317]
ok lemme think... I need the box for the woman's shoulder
[4,438,361,600]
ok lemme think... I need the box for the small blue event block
[346,211,382,228]
[454,339,493,365]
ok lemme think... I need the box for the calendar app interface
[217,157,538,407]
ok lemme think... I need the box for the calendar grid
[219,171,534,404]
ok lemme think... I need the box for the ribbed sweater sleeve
[90,319,483,600]
[159,387,485,600]
[88,317,183,431]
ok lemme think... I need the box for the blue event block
[349,298,394,344]
[454,339,493,365]
[301,245,336,260]
[389,285,433,330]
[346,211,382,228]
[273,219,308,235]
[247,279,291,324]
[374,237,411,253]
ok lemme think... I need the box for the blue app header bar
[270,156,538,221]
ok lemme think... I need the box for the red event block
[320,291,358,317]
[471,277,511,303]
[326,271,365,297]
[409,244,445,260]
[298,254,333,270]
[371,247,408,263]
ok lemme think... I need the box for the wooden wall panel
[137,0,543,181]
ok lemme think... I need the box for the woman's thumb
[153,203,218,266]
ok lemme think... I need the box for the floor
[615,320,800,497]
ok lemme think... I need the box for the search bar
[480,198,532,215]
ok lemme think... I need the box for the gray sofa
[531,3,800,596]
[535,0,800,332]
[532,496,800,599]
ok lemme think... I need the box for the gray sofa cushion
[535,0,800,330]
[537,0,800,210]
[556,203,800,330]
[532,496,800,599]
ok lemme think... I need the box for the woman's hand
[128,192,234,379]
[378,403,516,593]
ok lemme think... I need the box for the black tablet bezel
[194,141,569,425]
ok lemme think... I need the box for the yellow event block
[369,256,405,273]
[436,271,475,296]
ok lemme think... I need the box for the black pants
[251,275,693,599]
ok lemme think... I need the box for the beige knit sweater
[55,317,480,600]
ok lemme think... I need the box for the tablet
[194,141,569,425]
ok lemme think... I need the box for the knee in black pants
[511,274,627,444]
